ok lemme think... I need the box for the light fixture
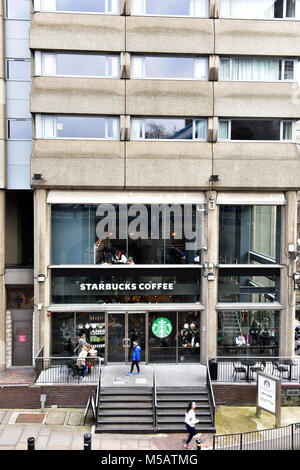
[32,173,45,181]
[209,174,220,182]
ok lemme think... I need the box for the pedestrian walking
[127,341,141,375]
[74,332,90,355]
[184,402,199,449]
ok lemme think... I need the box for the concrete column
[34,189,51,359]
[0,190,5,370]
[201,190,219,363]
[280,191,297,357]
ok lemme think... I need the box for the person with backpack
[184,402,199,449]
[127,341,141,375]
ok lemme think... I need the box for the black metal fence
[34,357,101,384]
[213,422,300,450]
[208,357,300,383]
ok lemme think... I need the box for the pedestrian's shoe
[184,444,192,449]
[134,372,140,375]
[126,372,133,375]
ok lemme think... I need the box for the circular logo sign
[152,317,172,339]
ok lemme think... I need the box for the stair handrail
[152,364,157,429]
[206,360,216,427]
[96,358,102,418]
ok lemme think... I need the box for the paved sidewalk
[0,408,214,451]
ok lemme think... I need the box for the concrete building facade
[1,0,300,370]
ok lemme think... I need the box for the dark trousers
[185,424,197,444]
[130,360,140,373]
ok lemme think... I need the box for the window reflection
[219,205,281,264]
[7,60,31,80]
[7,119,32,140]
[6,0,30,18]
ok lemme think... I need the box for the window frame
[131,55,208,81]
[131,0,209,18]
[7,118,32,141]
[219,56,298,82]
[35,114,120,140]
[131,118,208,141]
[5,0,31,19]
[218,118,296,142]
[34,0,120,15]
[35,51,120,79]
[219,0,299,20]
[6,59,31,81]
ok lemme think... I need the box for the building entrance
[107,312,146,363]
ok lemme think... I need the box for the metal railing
[208,356,300,383]
[95,360,102,424]
[152,364,157,430]
[213,422,300,450]
[206,361,216,427]
[34,356,101,384]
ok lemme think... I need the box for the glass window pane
[219,205,281,264]
[220,59,231,79]
[144,118,194,139]
[148,312,177,363]
[282,121,293,140]
[56,0,107,12]
[217,310,280,357]
[56,54,106,76]
[144,56,195,79]
[8,120,31,139]
[220,0,292,19]
[55,116,119,139]
[178,311,201,363]
[146,0,191,15]
[219,120,229,140]
[7,60,31,80]
[6,0,30,18]
[231,59,279,81]
[195,120,206,139]
[284,60,294,80]
[231,120,281,140]
[286,0,296,16]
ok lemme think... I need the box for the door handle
[123,338,131,348]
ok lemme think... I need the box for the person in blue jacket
[127,341,141,375]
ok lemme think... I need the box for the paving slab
[0,411,7,424]
[35,435,50,450]
[101,438,122,450]
[0,426,24,446]
[46,431,73,450]
[67,412,83,426]
[45,412,66,425]
[19,425,42,443]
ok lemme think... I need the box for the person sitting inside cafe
[235,332,246,347]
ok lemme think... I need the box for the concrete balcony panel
[31,77,125,115]
[126,17,214,54]
[127,80,213,116]
[30,13,125,52]
[215,82,300,118]
[213,142,300,190]
[125,141,212,189]
[215,19,300,56]
[31,139,125,188]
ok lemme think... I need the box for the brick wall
[0,384,96,409]
[213,383,300,406]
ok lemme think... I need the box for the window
[35,52,120,78]
[35,115,120,140]
[219,57,298,81]
[219,205,281,264]
[131,56,208,80]
[6,60,31,81]
[131,118,207,140]
[218,119,296,142]
[7,119,32,140]
[220,0,299,19]
[35,0,120,14]
[131,0,209,17]
[217,310,280,357]
[51,203,204,265]
[6,0,30,19]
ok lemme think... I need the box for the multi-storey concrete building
[1,0,300,370]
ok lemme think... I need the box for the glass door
[107,312,146,363]
[127,313,146,363]
[107,313,126,362]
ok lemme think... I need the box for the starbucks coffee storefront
[47,191,205,364]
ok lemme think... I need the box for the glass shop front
[50,201,204,364]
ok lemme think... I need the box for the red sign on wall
[18,335,26,343]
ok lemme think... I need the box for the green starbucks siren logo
[152,317,172,339]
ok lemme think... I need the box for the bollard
[27,437,35,451]
[84,433,91,451]
[195,438,202,451]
